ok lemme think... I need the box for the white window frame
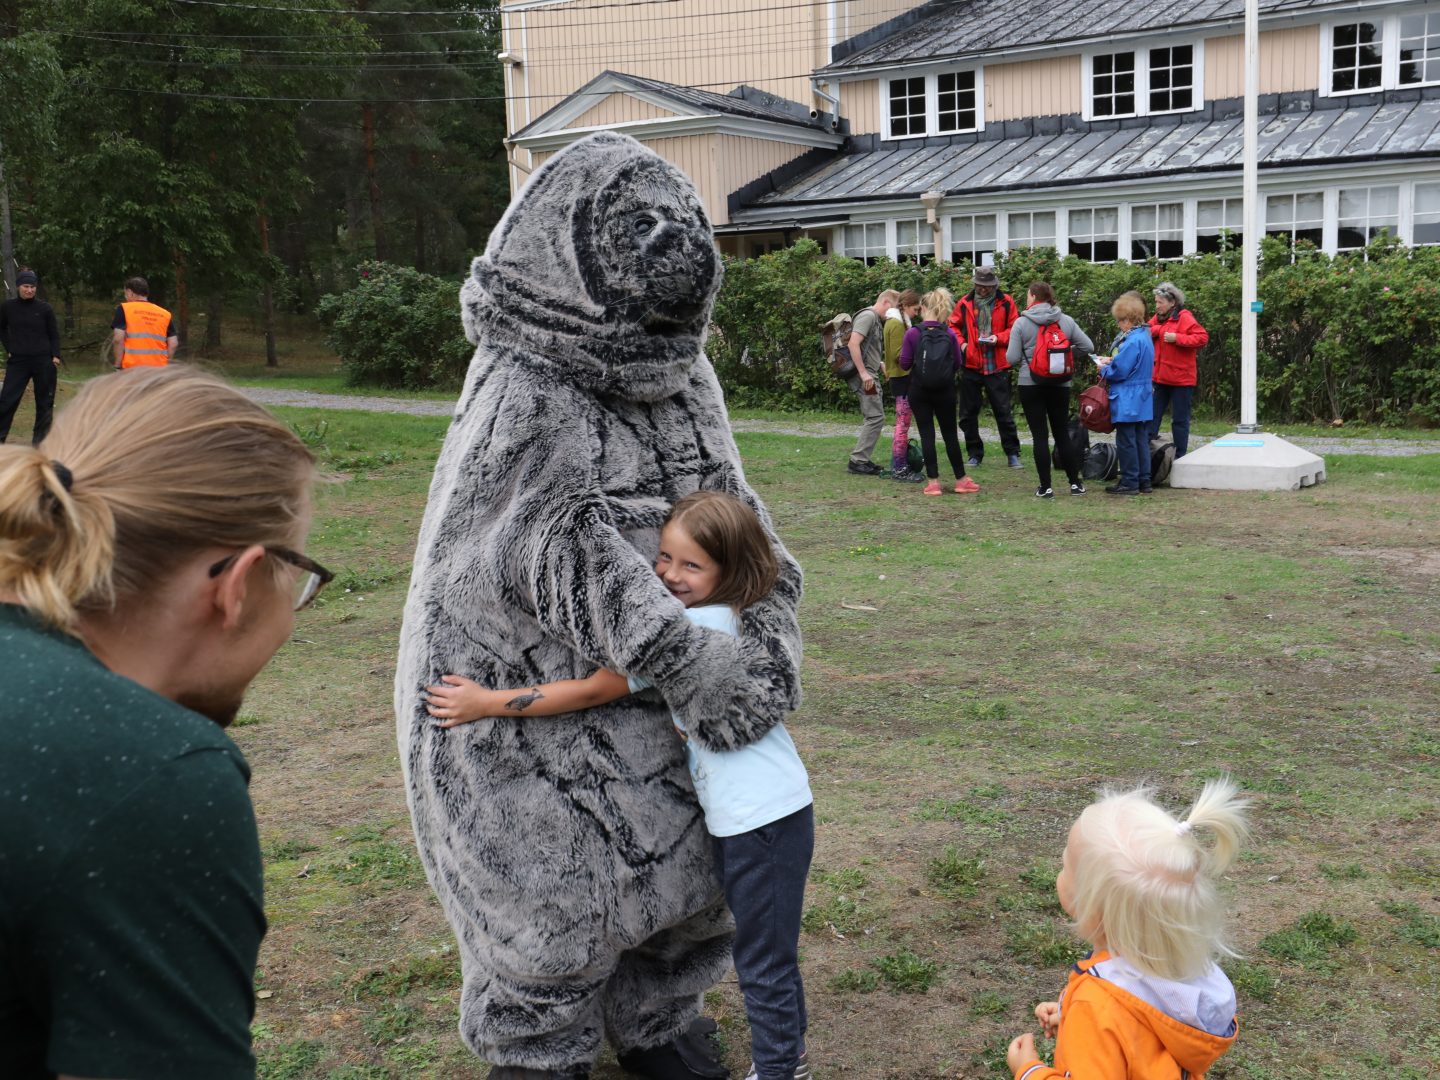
[946,212,998,266]
[1082,39,1205,121]
[1321,11,1440,96]
[1066,206,1122,262]
[1130,202,1186,261]
[1003,209,1059,252]
[895,217,934,264]
[840,221,888,264]
[1413,179,1440,245]
[879,66,985,141]
[1195,197,1245,254]
[1336,184,1401,252]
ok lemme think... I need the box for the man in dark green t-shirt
[0,604,265,1078]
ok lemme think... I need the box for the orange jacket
[119,301,173,369]
[1014,952,1238,1080]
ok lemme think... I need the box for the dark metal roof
[513,71,827,140]
[826,0,1348,71]
[739,92,1440,215]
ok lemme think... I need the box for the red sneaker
[923,479,943,496]
[954,477,980,494]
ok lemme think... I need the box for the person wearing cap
[845,288,898,476]
[0,269,62,445]
[110,276,179,370]
[1148,282,1208,457]
[949,265,1023,469]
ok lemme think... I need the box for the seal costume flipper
[395,132,802,1075]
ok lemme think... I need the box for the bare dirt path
[242,386,1439,457]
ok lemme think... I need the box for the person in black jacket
[0,269,62,444]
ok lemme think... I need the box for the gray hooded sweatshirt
[1008,302,1094,387]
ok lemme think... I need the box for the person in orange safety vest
[111,277,179,370]
[1007,779,1250,1080]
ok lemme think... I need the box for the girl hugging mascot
[395,132,804,1080]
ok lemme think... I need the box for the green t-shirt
[0,604,265,1079]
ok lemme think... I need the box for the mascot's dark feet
[619,1017,729,1079]
[487,1067,590,1080]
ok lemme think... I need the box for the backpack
[1052,416,1090,470]
[822,313,856,380]
[1082,441,1119,481]
[1030,320,1074,379]
[1078,381,1113,433]
[1150,435,1176,486]
[913,325,957,391]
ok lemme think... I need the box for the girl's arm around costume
[427,669,632,727]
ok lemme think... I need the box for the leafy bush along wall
[322,243,1440,425]
[709,238,1440,426]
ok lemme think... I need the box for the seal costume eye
[395,132,804,1076]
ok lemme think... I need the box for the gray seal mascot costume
[395,131,804,1080]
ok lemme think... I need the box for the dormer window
[1085,43,1202,119]
[883,69,983,139]
[1325,11,1440,94]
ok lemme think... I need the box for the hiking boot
[923,479,943,496]
[1069,481,1086,495]
[1035,485,1054,499]
[1139,484,1154,494]
[618,1020,729,1079]
[1105,484,1138,496]
[847,460,883,476]
[966,455,982,467]
[743,1050,811,1080]
[892,468,925,484]
[1007,453,1023,468]
[954,477,980,494]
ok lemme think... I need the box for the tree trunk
[259,211,277,368]
[362,102,387,261]
[63,291,74,334]
[410,148,426,271]
[204,293,223,351]
[0,132,13,299]
[172,253,190,348]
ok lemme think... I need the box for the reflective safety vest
[119,301,173,369]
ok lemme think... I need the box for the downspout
[810,77,840,131]
[921,190,945,264]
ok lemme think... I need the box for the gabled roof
[511,70,833,142]
[823,0,1349,72]
[734,92,1440,217]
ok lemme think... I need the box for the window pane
[1295,192,1323,223]
[1331,22,1385,93]
[1092,52,1137,117]
[888,77,926,137]
[1416,180,1440,215]
[1149,44,1196,112]
[937,70,978,132]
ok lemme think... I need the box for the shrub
[317,261,472,389]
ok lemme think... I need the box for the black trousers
[908,384,967,480]
[1018,383,1081,490]
[0,354,57,444]
[957,368,1021,460]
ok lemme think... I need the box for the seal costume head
[395,132,804,1076]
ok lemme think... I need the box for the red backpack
[1030,320,1074,379]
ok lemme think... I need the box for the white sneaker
[744,1050,811,1080]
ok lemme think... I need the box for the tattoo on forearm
[505,690,545,711]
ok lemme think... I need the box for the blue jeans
[714,804,814,1080]
[1114,421,1152,490]
[1150,383,1193,457]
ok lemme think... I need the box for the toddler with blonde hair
[1008,778,1250,1080]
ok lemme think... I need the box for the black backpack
[913,325,956,391]
[1082,442,1118,481]
[1052,416,1091,470]
[1150,436,1176,486]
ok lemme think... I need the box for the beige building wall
[716,136,817,209]
[640,133,725,224]
[564,93,676,129]
[839,79,882,135]
[986,55,1083,122]
[1205,25,1321,98]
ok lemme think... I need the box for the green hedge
[709,237,1440,425]
[317,261,473,390]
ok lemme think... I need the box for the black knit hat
[16,270,37,287]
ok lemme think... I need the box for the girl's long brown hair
[665,490,778,611]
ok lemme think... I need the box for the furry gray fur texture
[395,131,803,1073]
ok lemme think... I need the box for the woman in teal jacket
[1095,292,1155,495]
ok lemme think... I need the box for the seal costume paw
[395,131,803,1075]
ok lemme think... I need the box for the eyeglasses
[208,546,336,611]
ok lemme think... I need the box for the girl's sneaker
[744,1051,812,1080]
[1070,481,1086,495]
[1035,485,1054,498]
[954,477,980,494]
[923,479,943,496]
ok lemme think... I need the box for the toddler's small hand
[426,674,481,728]
[1007,1032,1037,1073]
[1035,1001,1060,1038]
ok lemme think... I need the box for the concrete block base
[1169,432,1326,491]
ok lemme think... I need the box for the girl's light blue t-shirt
[628,604,813,838]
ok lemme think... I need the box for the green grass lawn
[229,407,1440,1080]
